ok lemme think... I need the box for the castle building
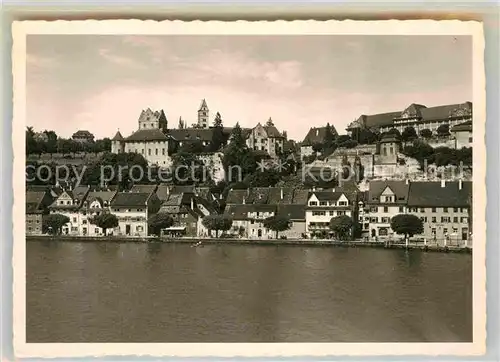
[198,99,209,129]
[245,119,285,158]
[111,108,172,167]
[347,101,473,138]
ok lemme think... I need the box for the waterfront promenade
[26,235,472,253]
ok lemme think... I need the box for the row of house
[26,183,218,237]
[26,179,473,244]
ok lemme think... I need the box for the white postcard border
[12,19,487,358]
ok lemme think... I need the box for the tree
[202,215,233,238]
[418,128,431,139]
[322,123,336,155]
[178,117,185,129]
[390,214,424,246]
[437,124,450,137]
[357,128,378,144]
[336,135,351,145]
[223,123,256,183]
[263,215,291,239]
[329,215,353,240]
[148,213,174,236]
[387,128,401,137]
[43,213,70,235]
[90,213,119,235]
[402,126,418,142]
[312,143,323,153]
[243,169,280,188]
[208,112,226,151]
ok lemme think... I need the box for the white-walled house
[82,190,117,236]
[110,191,162,237]
[305,191,355,238]
[48,186,90,235]
[450,121,473,149]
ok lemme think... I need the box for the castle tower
[198,99,209,129]
[111,130,125,154]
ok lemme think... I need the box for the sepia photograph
[12,19,486,357]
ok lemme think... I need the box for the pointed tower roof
[112,130,124,141]
[198,99,208,111]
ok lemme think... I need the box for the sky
[26,35,472,141]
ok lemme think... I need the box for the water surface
[27,241,472,342]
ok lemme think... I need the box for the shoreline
[26,235,472,254]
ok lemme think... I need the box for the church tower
[198,99,209,129]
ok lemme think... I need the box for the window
[329,211,335,216]
[461,208,466,213]
[67,201,71,205]
[431,207,436,213]
[468,137,472,143]
[461,217,469,223]
[319,201,327,206]
[431,228,436,236]
[128,209,131,212]
[95,228,99,233]
[72,217,77,222]
[420,208,425,213]
[383,207,389,213]
[339,201,348,206]
[141,149,144,154]
[155,149,158,155]
[337,211,345,216]
[83,220,87,224]
[441,217,451,223]
[381,217,390,223]
[312,211,326,216]
[453,228,458,234]
[162,148,165,155]
[148,149,151,156]
[27,220,32,224]
[443,207,448,213]
[370,217,378,223]
[399,206,405,212]
[443,228,448,234]
[453,217,458,223]
[309,201,318,206]
[59,201,64,205]
[453,207,458,212]
[432,217,436,222]
[370,207,378,212]
[389,147,394,155]
[36,220,40,223]
[137,209,143,212]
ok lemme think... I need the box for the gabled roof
[111,192,151,207]
[72,130,93,137]
[86,190,116,205]
[301,126,338,146]
[397,103,427,119]
[268,188,294,204]
[451,120,473,132]
[310,191,347,202]
[277,204,306,220]
[126,129,168,142]
[112,131,124,141]
[226,189,248,204]
[262,125,284,138]
[368,180,409,204]
[246,188,271,204]
[224,204,254,220]
[26,191,47,214]
[407,181,472,207]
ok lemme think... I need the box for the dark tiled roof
[86,191,116,204]
[368,180,409,204]
[277,204,306,220]
[407,181,472,207]
[292,189,310,204]
[263,126,284,138]
[451,120,473,132]
[111,192,150,207]
[311,191,346,202]
[268,188,294,204]
[396,103,427,119]
[246,188,271,204]
[126,129,167,142]
[167,129,214,142]
[379,134,401,143]
[226,189,248,204]
[199,99,208,111]
[224,204,253,220]
[355,112,400,129]
[130,184,157,194]
[112,131,124,141]
[302,126,338,146]
[170,185,196,194]
[26,191,46,213]
[420,102,472,121]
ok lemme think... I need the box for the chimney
[441,179,446,188]
[242,196,246,205]
[280,188,284,200]
[459,179,463,190]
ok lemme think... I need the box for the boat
[191,241,203,248]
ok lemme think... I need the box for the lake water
[26,241,472,342]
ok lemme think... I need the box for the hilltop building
[198,99,210,129]
[72,130,95,143]
[347,101,473,138]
